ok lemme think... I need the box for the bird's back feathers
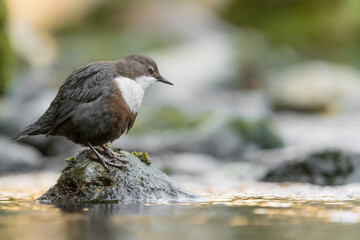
[14,62,119,139]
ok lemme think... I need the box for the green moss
[66,156,75,162]
[131,151,151,165]
[228,116,283,149]
[0,0,13,96]
[104,144,121,153]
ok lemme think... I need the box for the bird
[13,54,173,171]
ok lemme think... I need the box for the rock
[228,116,283,149]
[0,136,43,174]
[273,113,360,153]
[267,61,360,112]
[262,149,360,186]
[38,148,198,204]
[200,123,244,158]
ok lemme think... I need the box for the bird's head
[122,54,173,90]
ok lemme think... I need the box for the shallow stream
[1,172,360,240]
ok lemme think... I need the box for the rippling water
[1,172,360,240]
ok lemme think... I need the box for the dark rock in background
[262,150,360,186]
[38,148,197,204]
[0,136,43,173]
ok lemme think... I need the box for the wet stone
[262,150,359,186]
[38,148,197,204]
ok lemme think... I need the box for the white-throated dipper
[13,54,173,171]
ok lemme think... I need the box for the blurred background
[1,0,360,187]
[3,1,360,239]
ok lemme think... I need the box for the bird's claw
[96,146,115,158]
[89,156,110,172]
[98,145,129,164]
[89,155,127,172]
[109,155,129,165]
[88,143,129,172]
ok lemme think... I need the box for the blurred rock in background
[262,149,360,186]
[0,136,42,173]
[267,61,360,113]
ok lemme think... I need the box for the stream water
[1,172,360,240]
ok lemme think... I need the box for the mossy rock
[38,149,197,204]
[262,150,356,186]
[228,116,283,149]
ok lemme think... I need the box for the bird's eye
[147,66,154,74]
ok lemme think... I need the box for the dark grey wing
[45,62,119,135]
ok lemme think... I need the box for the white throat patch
[135,75,157,89]
[113,76,157,113]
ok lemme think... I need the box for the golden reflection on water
[1,172,360,240]
[1,190,360,225]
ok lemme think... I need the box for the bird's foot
[97,145,115,158]
[90,155,127,172]
[98,145,129,164]
[87,143,128,172]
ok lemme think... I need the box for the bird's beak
[157,77,174,85]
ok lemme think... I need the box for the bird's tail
[12,124,42,140]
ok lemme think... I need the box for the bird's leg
[88,143,110,172]
[87,143,126,172]
[98,144,129,164]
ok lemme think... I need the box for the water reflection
[2,192,360,240]
[2,173,360,240]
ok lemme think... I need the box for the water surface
[1,172,360,240]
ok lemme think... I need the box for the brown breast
[108,81,138,138]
